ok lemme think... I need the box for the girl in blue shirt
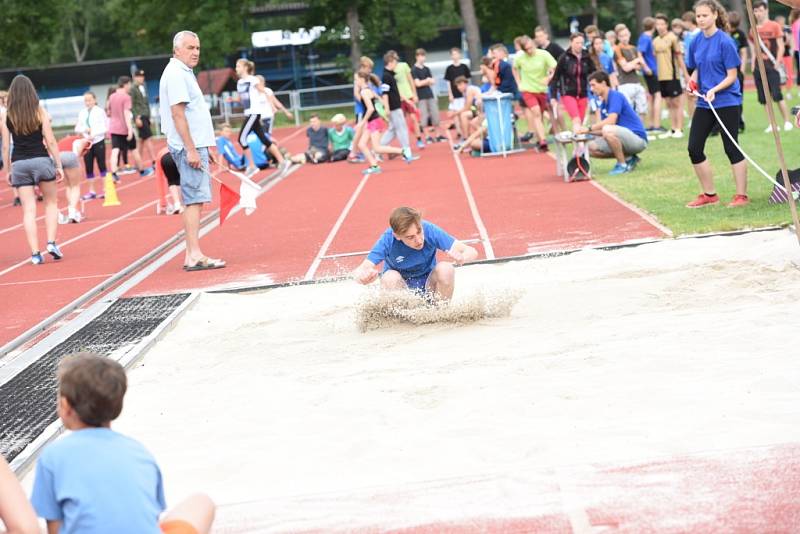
[684,0,748,208]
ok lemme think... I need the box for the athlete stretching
[353,206,478,301]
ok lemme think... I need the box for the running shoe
[31,252,44,265]
[362,165,382,175]
[520,132,534,143]
[69,210,83,223]
[425,136,435,144]
[112,172,120,183]
[537,142,549,153]
[416,139,425,149]
[402,148,419,163]
[657,130,674,140]
[141,166,155,177]
[81,192,97,201]
[686,193,720,208]
[12,197,21,207]
[784,121,794,132]
[453,143,462,152]
[348,154,366,164]
[727,194,750,208]
[608,162,629,175]
[436,135,449,142]
[765,124,774,134]
[278,160,291,175]
[671,130,684,139]
[626,154,641,170]
[46,241,63,260]
[58,212,70,225]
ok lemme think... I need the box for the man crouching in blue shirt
[353,206,478,301]
[579,70,649,175]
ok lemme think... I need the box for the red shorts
[400,100,421,119]
[521,92,549,110]
[560,95,588,121]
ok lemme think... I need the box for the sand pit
[98,230,800,532]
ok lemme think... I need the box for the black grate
[0,294,189,463]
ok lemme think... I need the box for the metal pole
[744,0,800,245]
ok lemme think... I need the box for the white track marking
[447,140,496,259]
[0,200,157,278]
[545,151,673,237]
[0,273,114,288]
[0,176,155,236]
[304,174,371,281]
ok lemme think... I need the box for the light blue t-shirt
[684,29,742,110]
[216,136,247,168]
[31,428,165,534]
[599,90,648,141]
[159,57,215,151]
[367,220,456,279]
[683,28,701,56]
[637,33,658,74]
[247,132,270,168]
[600,52,615,75]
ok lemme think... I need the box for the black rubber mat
[0,293,189,463]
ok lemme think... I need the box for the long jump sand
[106,230,799,532]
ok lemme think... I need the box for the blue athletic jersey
[367,220,456,279]
[216,136,247,169]
[600,90,648,141]
[637,33,658,73]
[684,29,742,109]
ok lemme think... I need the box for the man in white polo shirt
[160,30,225,271]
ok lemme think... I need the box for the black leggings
[688,106,744,165]
[239,114,273,150]
[83,140,107,178]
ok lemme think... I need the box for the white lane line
[544,150,672,237]
[0,200,157,279]
[447,141,496,260]
[588,180,674,237]
[0,175,155,236]
[304,174,371,281]
[0,273,114,288]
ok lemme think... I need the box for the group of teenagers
[470,0,799,207]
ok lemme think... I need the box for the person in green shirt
[512,36,557,152]
[392,52,424,149]
[328,113,354,162]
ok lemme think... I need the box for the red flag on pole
[219,182,240,225]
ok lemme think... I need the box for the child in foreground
[30,352,215,534]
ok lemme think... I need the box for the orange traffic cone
[102,173,121,207]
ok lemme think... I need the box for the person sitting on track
[156,147,185,215]
[352,206,478,301]
[215,123,250,173]
[328,113,355,162]
[291,113,330,164]
[0,455,39,534]
[578,71,648,175]
[30,352,216,534]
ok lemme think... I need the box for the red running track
[1,126,665,340]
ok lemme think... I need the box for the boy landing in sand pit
[30,352,215,534]
[352,206,478,301]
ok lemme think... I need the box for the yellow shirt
[653,32,681,81]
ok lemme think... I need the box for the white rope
[694,90,798,200]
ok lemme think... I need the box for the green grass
[589,91,799,235]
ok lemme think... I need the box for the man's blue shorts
[169,146,211,205]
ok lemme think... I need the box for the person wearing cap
[328,113,354,162]
[131,69,155,168]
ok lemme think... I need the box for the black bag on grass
[768,169,800,204]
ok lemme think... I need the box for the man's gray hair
[173,30,199,50]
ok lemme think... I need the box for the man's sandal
[183,258,227,271]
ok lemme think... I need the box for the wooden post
[745,0,800,245]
